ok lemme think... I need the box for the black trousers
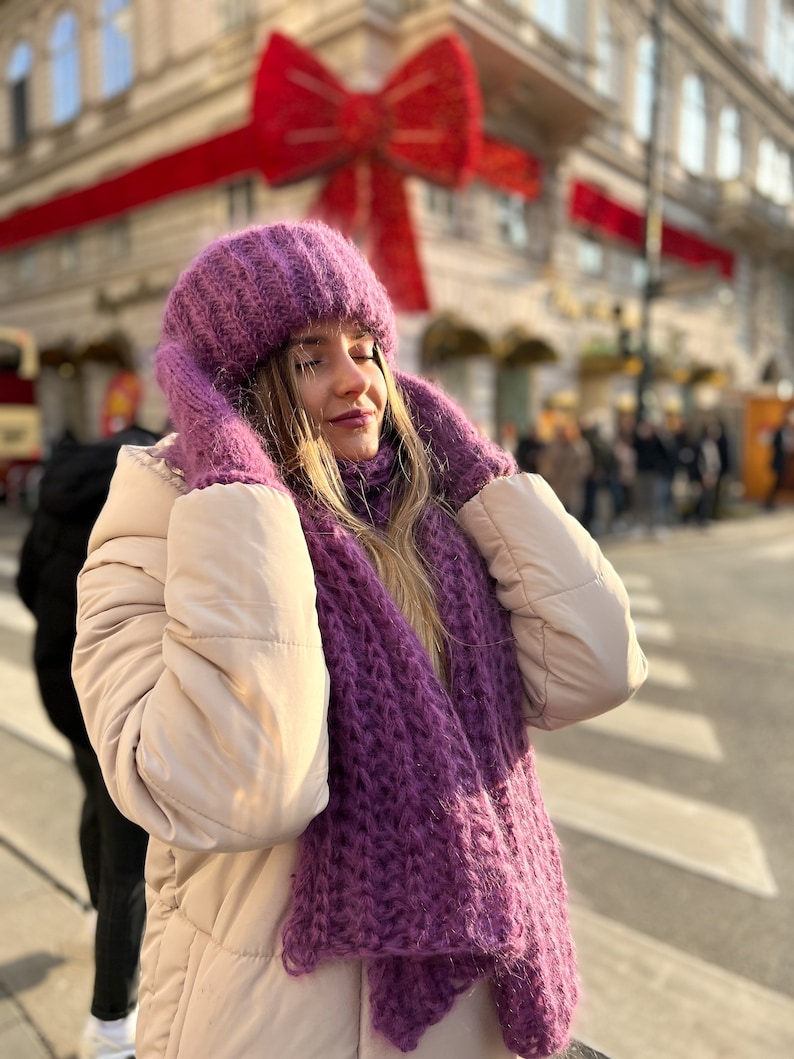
[72,743,149,1021]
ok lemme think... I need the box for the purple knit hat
[154,221,398,489]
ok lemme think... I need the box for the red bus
[0,326,42,503]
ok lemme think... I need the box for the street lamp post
[637,0,668,422]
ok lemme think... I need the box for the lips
[328,409,374,429]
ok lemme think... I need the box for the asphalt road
[0,503,792,1058]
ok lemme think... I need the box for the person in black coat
[17,425,158,1059]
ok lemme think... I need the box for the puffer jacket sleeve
[72,447,330,852]
[458,472,647,730]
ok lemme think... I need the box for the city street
[0,503,793,1058]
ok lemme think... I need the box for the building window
[782,15,794,94]
[58,233,80,272]
[724,0,746,38]
[16,247,38,285]
[716,105,741,181]
[756,138,793,204]
[535,0,567,39]
[101,0,134,98]
[763,0,793,85]
[7,41,33,147]
[425,184,456,218]
[226,178,255,226]
[633,35,655,142]
[106,217,131,259]
[496,193,529,250]
[218,0,256,32]
[678,74,707,175]
[757,137,777,197]
[578,236,604,276]
[50,11,81,125]
[595,10,614,98]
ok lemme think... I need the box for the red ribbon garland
[570,181,735,280]
[0,32,543,311]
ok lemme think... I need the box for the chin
[339,441,380,462]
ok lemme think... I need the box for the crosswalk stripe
[627,592,663,615]
[644,653,694,690]
[633,617,675,645]
[748,538,794,560]
[569,905,794,1058]
[535,755,777,898]
[0,554,19,578]
[617,571,654,591]
[582,699,723,761]
[0,592,35,634]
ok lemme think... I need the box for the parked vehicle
[0,326,42,504]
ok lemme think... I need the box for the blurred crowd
[506,407,736,539]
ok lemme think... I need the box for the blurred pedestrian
[765,406,794,509]
[515,424,545,473]
[632,418,675,535]
[580,416,620,536]
[537,418,593,521]
[611,412,637,531]
[693,421,723,525]
[72,221,646,1059]
[17,425,158,1059]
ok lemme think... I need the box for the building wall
[0,0,792,448]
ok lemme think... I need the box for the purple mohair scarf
[281,436,578,1057]
[158,371,578,1057]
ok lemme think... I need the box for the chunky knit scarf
[162,373,578,1057]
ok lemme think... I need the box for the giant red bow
[0,33,542,312]
[254,33,482,311]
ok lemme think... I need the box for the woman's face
[286,319,387,462]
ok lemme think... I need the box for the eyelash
[293,337,377,371]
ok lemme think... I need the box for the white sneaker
[78,1006,137,1058]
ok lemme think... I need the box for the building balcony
[712,179,794,257]
[398,0,607,153]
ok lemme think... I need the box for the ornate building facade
[0,0,792,479]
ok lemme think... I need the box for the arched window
[633,36,655,141]
[50,11,81,125]
[100,0,134,97]
[716,105,742,181]
[678,74,707,175]
[6,41,33,146]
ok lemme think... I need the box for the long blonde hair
[250,346,449,679]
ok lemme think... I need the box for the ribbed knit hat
[154,221,398,490]
[158,220,397,399]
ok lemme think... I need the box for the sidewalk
[0,501,92,1058]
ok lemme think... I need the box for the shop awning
[500,327,558,365]
[569,181,735,280]
[421,314,493,362]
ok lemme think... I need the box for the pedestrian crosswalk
[1,533,793,1056]
[537,754,776,897]
[534,559,793,1056]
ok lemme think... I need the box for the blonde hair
[251,348,449,680]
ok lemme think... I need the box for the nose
[331,345,369,396]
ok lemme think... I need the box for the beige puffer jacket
[73,442,647,1059]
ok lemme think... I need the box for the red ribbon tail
[368,163,429,312]
[311,161,428,313]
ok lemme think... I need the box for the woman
[73,221,647,1059]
